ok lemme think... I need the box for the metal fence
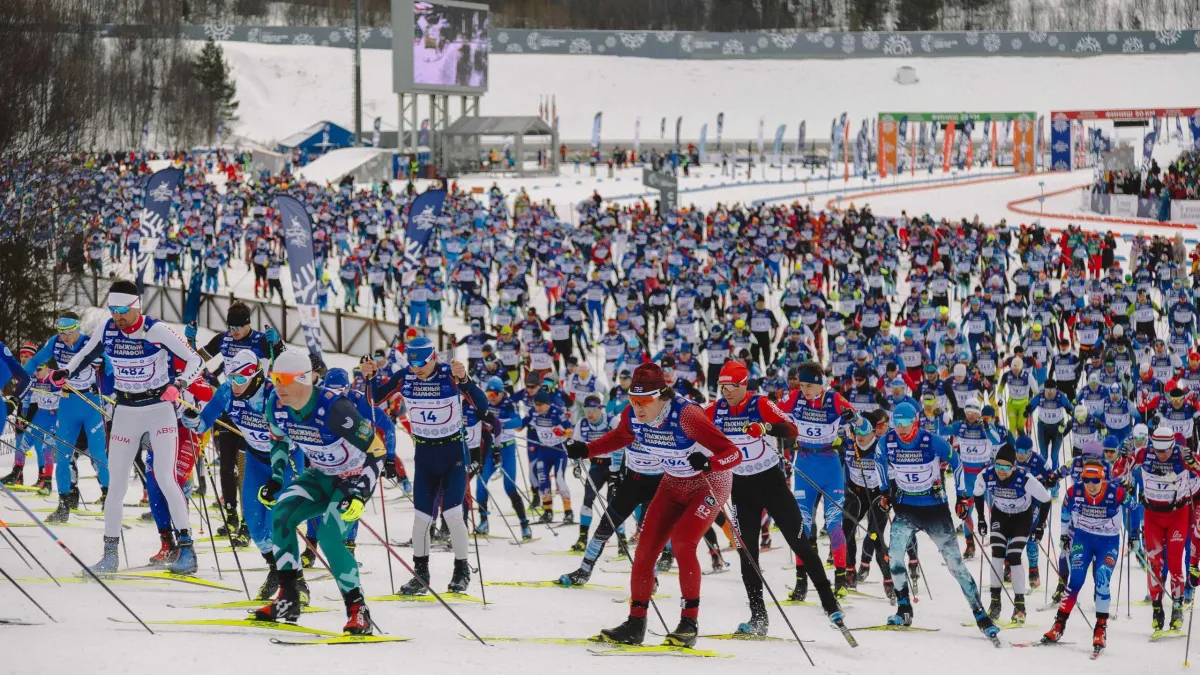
[60,274,450,357]
[152,24,1200,59]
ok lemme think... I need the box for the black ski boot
[710,549,727,573]
[1152,599,1165,631]
[845,567,858,590]
[558,567,592,587]
[656,548,674,572]
[67,486,82,510]
[448,558,471,593]
[0,465,22,485]
[888,595,914,626]
[216,507,240,537]
[908,558,921,581]
[257,553,280,601]
[988,588,1002,620]
[1171,600,1184,630]
[255,569,302,623]
[1011,594,1026,624]
[789,568,808,601]
[230,523,251,548]
[297,573,311,607]
[883,577,896,601]
[563,509,575,525]
[664,612,699,648]
[571,531,588,552]
[834,568,849,598]
[962,536,976,560]
[858,560,871,582]
[1051,579,1066,604]
[599,610,647,645]
[301,545,317,568]
[1029,565,1040,589]
[46,494,71,523]
[399,555,431,595]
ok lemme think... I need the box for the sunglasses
[629,394,658,406]
[270,371,308,387]
[108,305,133,314]
[994,462,1014,471]
[228,372,256,386]
[583,405,601,412]
[56,321,80,333]
[1082,476,1104,485]
[228,323,248,331]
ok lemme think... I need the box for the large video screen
[395,0,488,94]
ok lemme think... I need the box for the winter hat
[271,349,313,385]
[629,363,667,396]
[892,402,917,427]
[718,361,749,386]
[994,444,1017,465]
[1014,435,1034,452]
[583,394,603,408]
[226,349,261,380]
[533,391,551,405]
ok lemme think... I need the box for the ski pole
[575,460,670,633]
[470,474,523,546]
[0,483,153,634]
[0,528,31,570]
[188,491,223,580]
[202,458,251,600]
[498,465,559,537]
[1036,538,1094,631]
[702,474,819,666]
[379,475,396,595]
[0,562,55,622]
[1112,520,1125,620]
[357,517,489,646]
[463,488,489,606]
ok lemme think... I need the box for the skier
[844,409,897,598]
[876,402,1000,642]
[1132,426,1198,631]
[23,312,111,521]
[972,442,1051,624]
[253,349,384,633]
[780,361,859,597]
[571,394,619,551]
[51,280,204,574]
[366,336,488,595]
[704,360,843,636]
[566,362,741,647]
[1042,460,1130,656]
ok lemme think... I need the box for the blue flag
[136,167,183,294]
[1143,127,1158,172]
[402,187,448,276]
[276,195,323,359]
[798,121,806,152]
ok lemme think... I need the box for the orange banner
[965,125,974,170]
[878,118,897,179]
[991,121,998,168]
[1013,114,1035,175]
[942,121,956,172]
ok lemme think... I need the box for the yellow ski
[271,635,412,646]
[368,593,484,604]
[107,570,241,591]
[107,617,339,636]
[485,580,625,591]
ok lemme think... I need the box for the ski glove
[466,461,483,478]
[265,325,280,345]
[954,496,972,519]
[565,440,590,460]
[1060,534,1072,551]
[161,378,187,403]
[686,451,711,472]
[745,422,768,438]
[180,408,202,431]
[259,479,283,507]
[49,369,68,388]
[877,493,890,512]
[184,323,197,341]
[339,496,365,522]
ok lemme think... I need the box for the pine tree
[192,38,239,144]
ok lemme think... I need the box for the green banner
[879,112,1035,123]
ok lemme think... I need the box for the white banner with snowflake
[161,25,1200,59]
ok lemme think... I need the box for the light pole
[353,0,362,146]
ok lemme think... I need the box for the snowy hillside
[222,41,1200,146]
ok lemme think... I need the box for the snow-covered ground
[221,41,1200,147]
[9,42,1200,674]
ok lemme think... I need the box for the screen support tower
[398,93,480,169]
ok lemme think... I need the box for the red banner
[1051,108,1200,121]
